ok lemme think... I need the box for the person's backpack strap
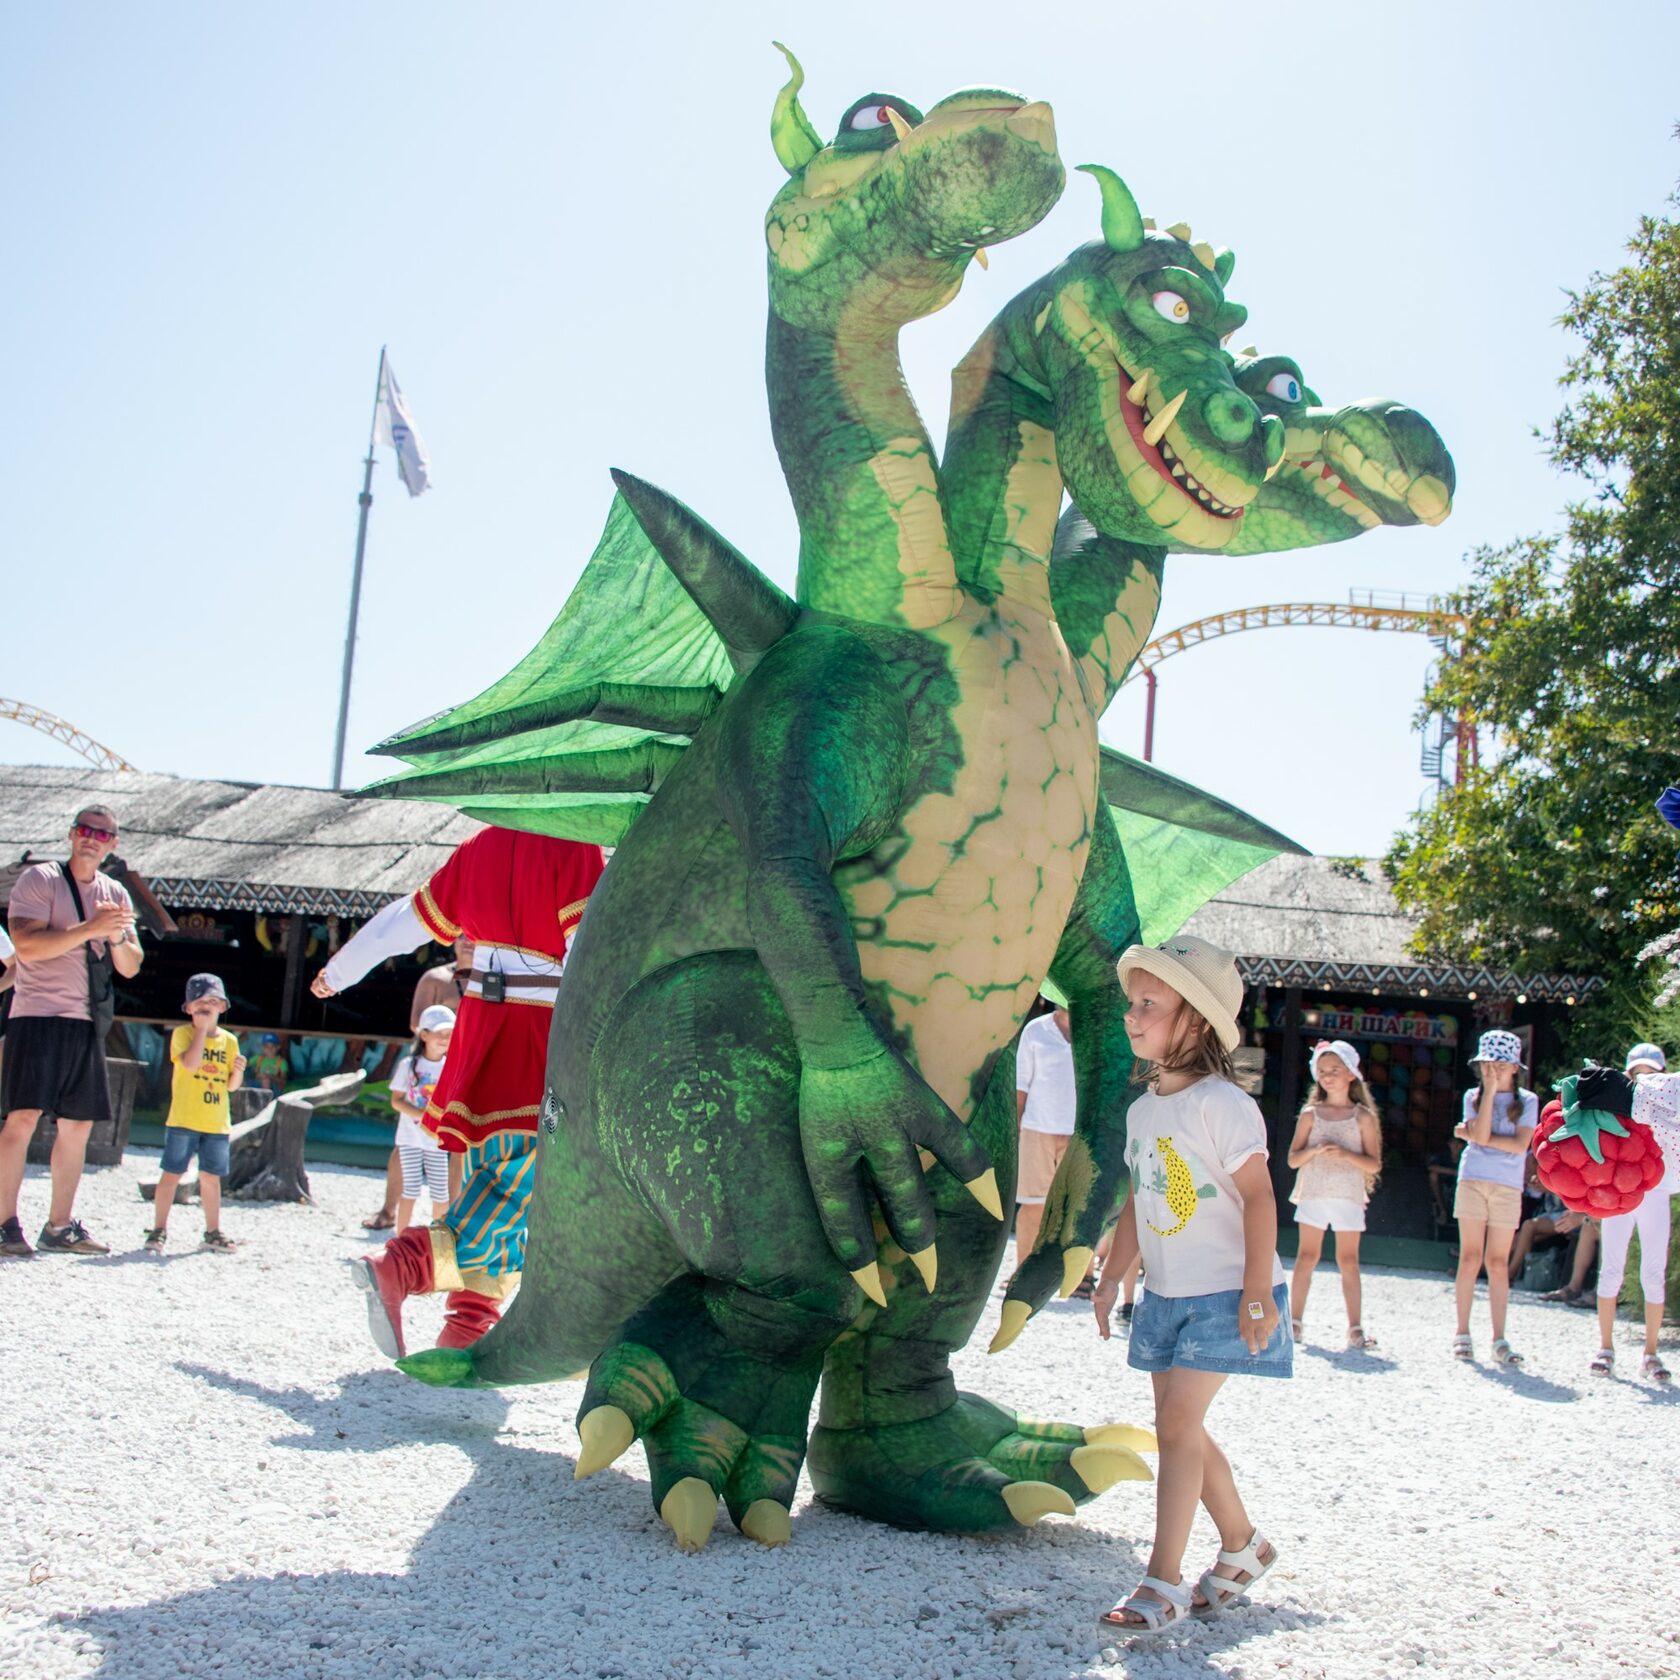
[58,861,117,1041]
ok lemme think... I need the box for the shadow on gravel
[1469,1363,1579,1403]
[1298,1345,1400,1374]
[1096,1599,1331,1672]
[57,1366,1189,1680]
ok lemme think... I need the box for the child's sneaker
[200,1229,237,1254]
[1,1216,34,1258]
[37,1219,109,1255]
[143,1227,167,1252]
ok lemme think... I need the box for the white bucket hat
[1626,1042,1668,1074]
[1117,934,1243,1052]
[1310,1039,1362,1081]
[1469,1029,1523,1067]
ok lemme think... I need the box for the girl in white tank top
[1285,1041,1383,1348]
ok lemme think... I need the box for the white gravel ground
[3,1151,1679,1680]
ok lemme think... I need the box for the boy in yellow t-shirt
[144,973,246,1253]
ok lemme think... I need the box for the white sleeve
[1462,1089,1476,1125]
[390,1054,414,1102]
[0,923,13,962]
[1519,1090,1539,1129]
[320,895,428,993]
[1208,1080,1268,1173]
[1634,1073,1680,1136]
[1015,1029,1036,1096]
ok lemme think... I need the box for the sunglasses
[74,823,118,843]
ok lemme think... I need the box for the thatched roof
[0,766,480,917]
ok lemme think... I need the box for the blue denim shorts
[1128,1284,1293,1378]
[160,1126,231,1178]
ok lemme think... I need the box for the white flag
[374,358,432,497]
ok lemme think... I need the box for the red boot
[350,1226,434,1358]
[436,1289,501,1349]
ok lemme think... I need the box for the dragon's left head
[765,44,1064,333]
[1026,166,1454,555]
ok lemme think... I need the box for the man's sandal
[1290,1316,1303,1341]
[1452,1333,1474,1361]
[1193,1532,1277,1617]
[1099,1576,1194,1635]
[1347,1324,1378,1350]
[1641,1353,1672,1385]
[1491,1338,1525,1366]
[361,1208,397,1231]
[1589,1347,1614,1378]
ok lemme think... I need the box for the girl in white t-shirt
[1092,936,1289,1637]
[390,1006,455,1233]
[1286,1040,1383,1349]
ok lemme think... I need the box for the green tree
[1386,173,1680,1045]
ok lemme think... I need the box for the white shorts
[1293,1197,1366,1234]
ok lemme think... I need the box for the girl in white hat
[1452,1029,1538,1365]
[390,1006,457,1234]
[1286,1041,1383,1349]
[1092,936,1288,1636]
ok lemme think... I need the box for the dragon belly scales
[365,47,1455,1550]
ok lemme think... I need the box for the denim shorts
[160,1126,231,1178]
[1128,1284,1293,1378]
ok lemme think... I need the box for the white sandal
[1194,1531,1277,1616]
[1099,1574,1194,1635]
[1642,1352,1672,1385]
[1347,1324,1378,1350]
[1589,1347,1614,1378]
[1491,1337,1525,1366]
[1452,1333,1474,1361]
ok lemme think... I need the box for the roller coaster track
[0,697,136,771]
[1117,595,1468,687]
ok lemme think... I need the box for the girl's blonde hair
[1135,995,1239,1087]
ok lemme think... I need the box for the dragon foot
[808,1394,1153,1534]
[570,1281,832,1552]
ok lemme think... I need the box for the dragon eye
[848,104,895,131]
[1151,290,1191,324]
[1265,372,1303,403]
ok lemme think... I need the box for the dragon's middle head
[1024,166,1284,553]
[765,44,1064,333]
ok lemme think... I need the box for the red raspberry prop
[1534,1089,1664,1216]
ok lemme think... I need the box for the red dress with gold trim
[411,826,604,1151]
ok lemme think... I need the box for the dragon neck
[767,309,960,631]
[945,295,1164,710]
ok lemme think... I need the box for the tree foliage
[1386,174,1680,1032]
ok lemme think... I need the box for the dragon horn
[1076,164,1145,253]
[770,42,823,174]
[610,469,798,672]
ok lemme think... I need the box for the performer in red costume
[312,826,605,1354]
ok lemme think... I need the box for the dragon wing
[1098,745,1305,946]
[363,479,795,845]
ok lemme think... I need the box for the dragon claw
[965,1168,1005,1220]
[850,1261,888,1309]
[739,1498,792,1549]
[988,1299,1031,1354]
[1000,1480,1077,1527]
[907,1244,938,1293]
[1058,1246,1095,1299]
[574,1404,636,1480]
[1083,1421,1158,1453]
[1068,1444,1153,1492]
[660,1476,719,1553]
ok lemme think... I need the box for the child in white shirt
[390,1006,455,1233]
[1092,935,1288,1636]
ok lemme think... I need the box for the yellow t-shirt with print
[168,1026,239,1133]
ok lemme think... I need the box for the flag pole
[331,346,387,791]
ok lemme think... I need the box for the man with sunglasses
[1,804,144,1257]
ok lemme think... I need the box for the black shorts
[0,1016,112,1123]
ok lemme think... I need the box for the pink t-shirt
[6,862,134,1020]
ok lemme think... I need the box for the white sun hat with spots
[1117,934,1243,1052]
[1469,1029,1523,1067]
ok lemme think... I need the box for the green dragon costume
[364,51,1454,1551]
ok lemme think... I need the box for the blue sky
[4,2,1677,857]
